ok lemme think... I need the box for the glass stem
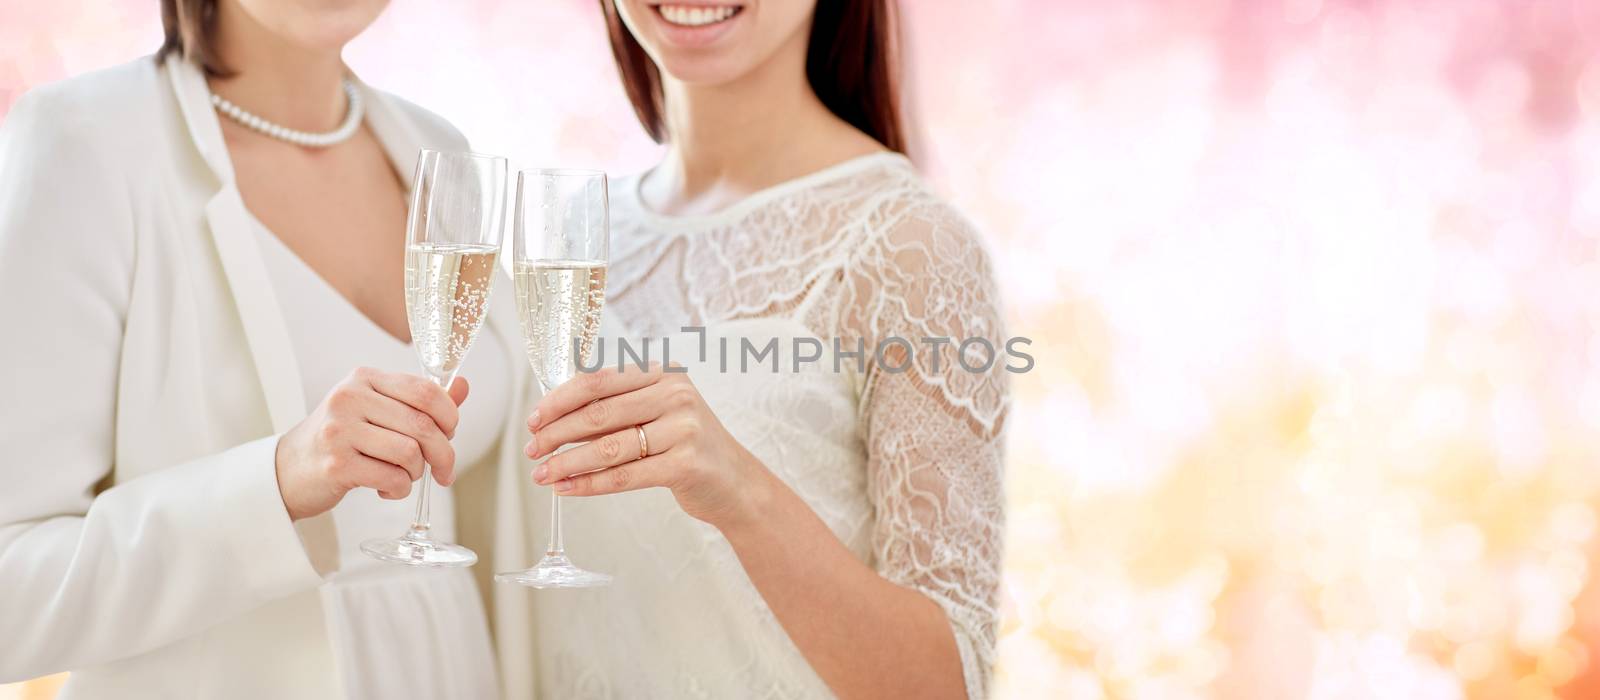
[411,468,433,534]
[410,374,449,537]
[546,491,564,556]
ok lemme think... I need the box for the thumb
[448,376,470,406]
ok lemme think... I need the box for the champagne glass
[362,148,506,567]
[496,168,613,588]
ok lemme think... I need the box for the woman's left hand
[525,364,773,530]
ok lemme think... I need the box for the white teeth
[657,4,736,27]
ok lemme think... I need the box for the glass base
[495,553,612,588]
[361,528,478,568]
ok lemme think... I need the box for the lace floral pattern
[546,153,1006,699]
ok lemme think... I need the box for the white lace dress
[525,153,1008,699]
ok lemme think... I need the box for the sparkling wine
[515,259,607,391]
[405,241,500,382]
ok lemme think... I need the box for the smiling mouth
[651,3,745,28]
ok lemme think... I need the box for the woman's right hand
[274,367,469,521]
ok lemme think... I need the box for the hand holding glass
[362,149,506,567]
[496,169,613,588]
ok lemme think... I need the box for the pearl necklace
[210,79,364,148]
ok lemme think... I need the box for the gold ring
[635,424,649,460]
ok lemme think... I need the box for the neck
[652,28,872,205]
[659,64,822,195]
[208,2,349,131]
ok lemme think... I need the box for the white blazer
[0,57,542,698]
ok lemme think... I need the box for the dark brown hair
[599,0,906,153]
[157,0,233,76]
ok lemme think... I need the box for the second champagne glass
[362,148,506,567]
[496,168,613,588]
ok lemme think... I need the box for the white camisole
[251,216,507,699]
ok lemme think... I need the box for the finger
[363,393,458,485]
[347,452,416,499]
[533,421,667,484]
[548,453,676,497]
[352,423,428,482]
[448,376,469,407]
[532,363,664,432]
[366,371,460,438]
[528,381,678,459]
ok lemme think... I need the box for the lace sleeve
[843,197,1009,699]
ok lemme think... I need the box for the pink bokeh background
[5,1,1600,697]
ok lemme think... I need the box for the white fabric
[522,153,1008,699]
[250,216,503,698]
[0,57,546,699]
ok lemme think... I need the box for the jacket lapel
[356,76,421,191]
[165,58,308,434]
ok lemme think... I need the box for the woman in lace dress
[517,1,1007,697]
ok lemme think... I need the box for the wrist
[713,452,787,538]
[273,430,311,522]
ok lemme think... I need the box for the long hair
[598,0,907,153]
[156,0,233,76]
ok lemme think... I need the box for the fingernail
[554,479,574,493]
[533,465,548,483]
[528,410,540,430]
[524,440,537,458]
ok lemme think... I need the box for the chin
[297,11,386,49]
[290,22,376,53]
[620,0,813,87]
[651,52,752,87]
[251,0,389,53]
